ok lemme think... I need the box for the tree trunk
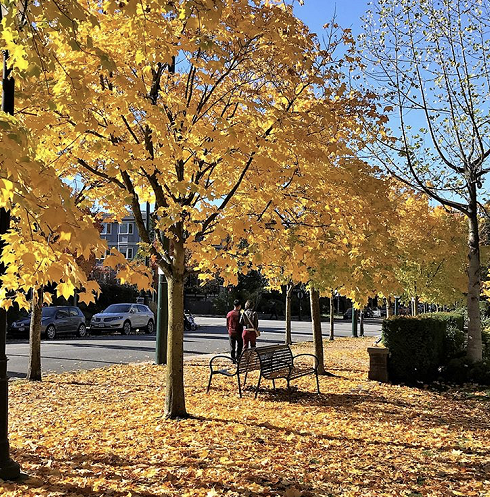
[329,292,334,340]
[386,296,392,318]
[27,288,43,381]
[467,209,483,361]
[164,238,187,419]
[309,287,325,375]
[359,311,364,337]
[284,283,292,345]
[412,296,419,316]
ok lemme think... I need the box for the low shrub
[442,357,490,385]
[482,325,490,361]
[382,316,446,383]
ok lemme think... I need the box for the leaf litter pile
[2,337,490,496]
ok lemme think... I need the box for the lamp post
[394,296,400,316]
[297,289,304,321]
[0,4,21,478]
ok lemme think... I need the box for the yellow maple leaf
[57,281,76,300]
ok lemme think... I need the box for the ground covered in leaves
[2,337,490,496]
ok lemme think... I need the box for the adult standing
[241,300,259,349]
[226,299,243,362]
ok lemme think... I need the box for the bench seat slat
[288,367,316,379]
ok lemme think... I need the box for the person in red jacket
[226,300,243,362]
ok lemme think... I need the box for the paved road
[6,316,382,379]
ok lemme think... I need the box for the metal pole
[145,201,150,269]
[0,34,21,479]
[351,306,358,338]
[329,292,334,340]
[155,272,168,365]
[394,296,399,316]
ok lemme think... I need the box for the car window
[103,304,132,313]
[136,305,148,313]
[42,307,58,318]
[56,309,69,318]
[69,308,80,317]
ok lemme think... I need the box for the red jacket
[226,309,243,336]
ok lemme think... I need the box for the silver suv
[90,303,155,335]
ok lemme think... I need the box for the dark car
[9,306,87,339]
[343,307,374,320]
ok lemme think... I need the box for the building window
[99,248,111,260]
[102,223,112,234]
[126,247,134,259]
[120,223,134,235]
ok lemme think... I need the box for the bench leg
[287,378,291,401]
[206,372,213,393]
[272,379,276,390]
[254,373,262,399]
[237,373,242,398]
[315,371,320,394]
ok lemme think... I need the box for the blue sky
[293,0,371,38]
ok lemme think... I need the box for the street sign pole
[351,307,358,338]
[155,268,168,365]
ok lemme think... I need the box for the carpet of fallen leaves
[2,337,490,496]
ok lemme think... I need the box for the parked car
[343,308,354,320]
[90,303,155,335]
[9,306,87,339]
[343,307,374,320]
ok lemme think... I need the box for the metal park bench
[207,344,320,399]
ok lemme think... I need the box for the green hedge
[382,316,447,383]
[419,312,465,359]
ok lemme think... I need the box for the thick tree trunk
[284,283,292,345]
[27,288,43,381]
[359,311,364,337]
[309,287,325,375]
[329,292,334,340]
[164,239,187,419]
[467,209,483,361]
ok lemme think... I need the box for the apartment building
[99,212,147,261]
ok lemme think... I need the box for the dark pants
[229,334,243,362]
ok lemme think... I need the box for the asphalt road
[6,316,382,379]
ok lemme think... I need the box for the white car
[90,303,155,335]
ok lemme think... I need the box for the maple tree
[389,189,467,311]
[361,0,490,360]
[14,0,388,418]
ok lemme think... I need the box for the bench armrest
[209,355,236,371]
[292,353,319,370]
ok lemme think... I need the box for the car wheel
[146,319,155,334]
[77,324,87,338]
[122,320,132,335]
[45,325,56,340]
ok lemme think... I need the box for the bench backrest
[237,348,261,374]
[255,345,293,377]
